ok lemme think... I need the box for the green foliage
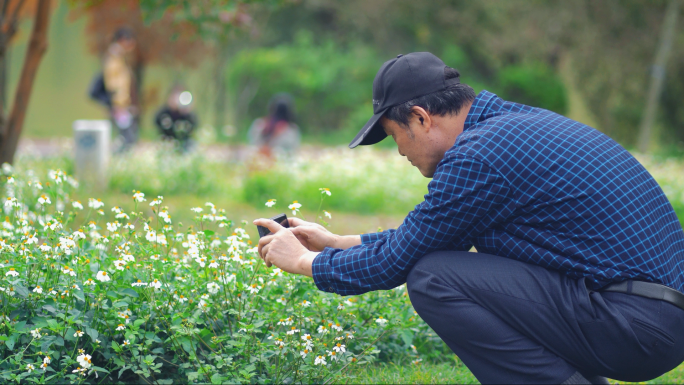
[497,63,568,114]
[228,31,381,137]
[243,148,428,215]
[345,360,479,385]
[106,145,240,198]
[0,165,444,384]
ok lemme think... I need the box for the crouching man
[254,52,684,384]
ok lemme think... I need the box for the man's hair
[383,67,476,127]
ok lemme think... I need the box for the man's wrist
[298,251,318,277]
[332,235,362,250]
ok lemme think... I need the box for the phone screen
[257,213,289,238]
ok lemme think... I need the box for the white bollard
[73,120,111,189]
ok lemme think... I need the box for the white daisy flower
[265,199,277,208]
[288,201,302,215]
[319,188,331,196]
[88,198,104,209]
[132,191,146,202]
[30,328,42,339]
[72,201,84,210]
[314,355,326,366]
[95,271,110,282]
[76,353,92,369]
[5,268,18,277]
[207,282,220,295]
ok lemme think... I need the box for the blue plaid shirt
[312,90,684,296]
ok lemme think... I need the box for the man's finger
[261,243,272,267]
[258,234,275,259]
[288,217,309,227]
[290,227,311,239]
[253,218,285,235]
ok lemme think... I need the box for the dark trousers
[406,251,684,384]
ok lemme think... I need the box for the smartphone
[257,213,289,238]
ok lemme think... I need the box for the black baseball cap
[348,52,460,148]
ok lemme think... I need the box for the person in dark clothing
[154,86,198,152]
[248,94,300,157]
[254,52,684,384]
[103,27,141,152]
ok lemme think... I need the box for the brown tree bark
[637,0,681,153]
[0,0,50,164]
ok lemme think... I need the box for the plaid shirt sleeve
[360,230,396,244]
[311,154,512,296]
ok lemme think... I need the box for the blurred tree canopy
[228,0,684,149]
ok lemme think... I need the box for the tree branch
[0,0,51,163]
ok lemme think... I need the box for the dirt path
[16,137,252,162]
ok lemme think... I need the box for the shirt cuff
[360,230,395,244]
[311,247,337,294]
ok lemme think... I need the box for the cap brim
[348,110,388,149]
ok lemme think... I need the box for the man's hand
[254,218,317,277]
[288,217,362,251]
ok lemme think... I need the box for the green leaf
[6,337,14,350]
[202,230,215,237]
[399,329,414,347]
[47,319,59,330]
[120,288,139,298]
[112,301,129,308]
[40,336,55,352]
[86,327,98,341]
[211,373,224,384]
[134,319,146,327]
[14,285,28,298]
[73,290,85,302]
[14,321,27,331]
[42,305,57,314]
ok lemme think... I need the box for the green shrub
[242,148,428,215]
[227,31,381,137]
[0,166,444,384]
[497,63,568,114]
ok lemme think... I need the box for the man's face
[380,114,445,178]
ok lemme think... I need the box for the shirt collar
[463,90,502,132]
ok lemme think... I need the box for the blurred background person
[154,85,198,152]
[103,27,140,153]
[248,93,300,158]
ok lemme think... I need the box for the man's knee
[407,251,470,311]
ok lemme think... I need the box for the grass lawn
[345,361,684,384]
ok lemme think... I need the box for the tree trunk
[0,0,51,164]
[214,40,229,137]
[637,0,681,153]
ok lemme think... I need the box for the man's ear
[410,106,432,132]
